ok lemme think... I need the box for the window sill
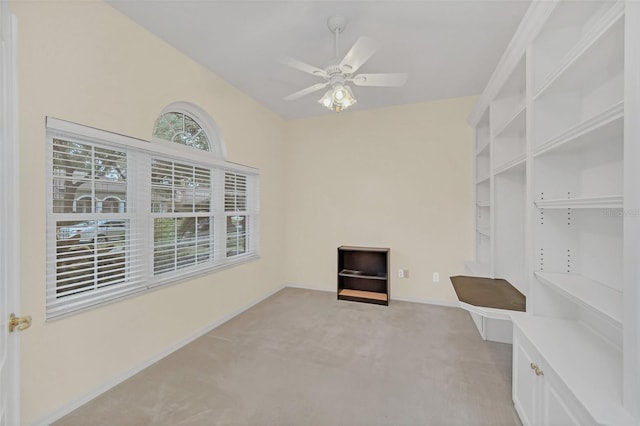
[47,253,260,321]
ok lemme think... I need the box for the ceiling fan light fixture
[319,90,333,108]
[318,84,356,113]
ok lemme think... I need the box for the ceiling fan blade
[339,37,377,74]
[278,56,328,79]
[283,82,330,101]
[350,73,408,87]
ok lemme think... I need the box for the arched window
[152,102,226,159]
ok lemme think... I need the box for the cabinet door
[513,333,537,426]
[543,384,581,426]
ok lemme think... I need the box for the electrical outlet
[398,269,404,278]
[433,272,440,282]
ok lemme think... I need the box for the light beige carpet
[55,288,520,426]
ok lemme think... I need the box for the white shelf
[534,271,622,327]
[476,139,490,156]
[534,195,623,209]
[512,315,632,426]
[475,174,490,185]
[493,99,526,139]
[534,4,625,99]
[534,101,623,157]
[476,200,490,208]
[477,226,490,237]
[493,154,526,176]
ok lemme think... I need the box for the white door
[0,4,22,425]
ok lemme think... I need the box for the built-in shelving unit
[466,1,638,424]
[337,246,389,306]
[473,110,492,275]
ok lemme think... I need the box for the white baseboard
[33,284,286,426]
[284,282,334,292]
[285,283,459,308]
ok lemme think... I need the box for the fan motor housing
[328,72,346,86]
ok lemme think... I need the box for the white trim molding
[284,283,459,308]
[0,7,20,425]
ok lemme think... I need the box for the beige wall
[283,97,475,302]
[11,1,475,423]
[11,1,286,423]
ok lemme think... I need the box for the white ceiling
[107,1,531,120]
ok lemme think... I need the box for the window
[152,102,226,159]
[151,159,214,275]
[225,172,248,257]
[153,112,210,151]
[46,113,258,319]
[48,138,142,318]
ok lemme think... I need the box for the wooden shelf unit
[337,246,389,306]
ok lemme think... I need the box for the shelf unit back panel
[476,232,491,265]
[493,110,526,170]
[476,205,490,230]
[534,208,623,291]
[476,110,491,151]
[476,180,490,204]
[339,276,387,294]
[532,1,621,94]
[339,250,387,276]
[476,149,491,181]
[491,57,526,135]
[534,132,623,200]
[533,17,624,146]
[494,168,526,293]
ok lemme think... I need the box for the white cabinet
[513,322,590,426]
[467,0,639,424]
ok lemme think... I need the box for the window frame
[45,117,259,320]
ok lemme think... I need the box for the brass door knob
[9,313,32,332]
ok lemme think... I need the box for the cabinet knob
[530,362,544,376]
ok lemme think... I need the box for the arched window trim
[152,102,227,160]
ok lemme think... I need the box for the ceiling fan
[280,15,408,112]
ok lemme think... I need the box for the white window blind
[47,137,148,318]
[225,172,249,257]
[46,118,259,319]
[151,158,216,276]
